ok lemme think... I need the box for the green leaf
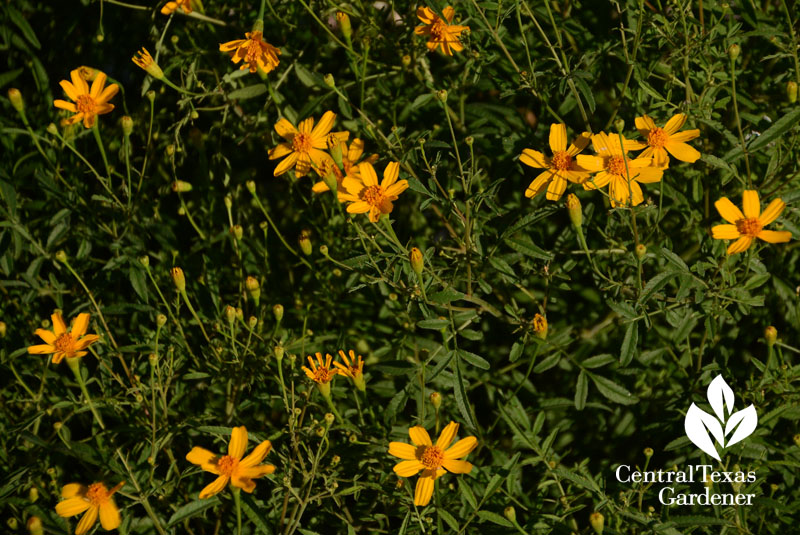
[416,318,449,330]
[619,321,638,366]
[582,354,616,369]
[452,353,477,429]
[660,247,689,272]
[458,349,490,370]
[638,270,680,307]
[574,370,588,410]
[457,478,478,510]
[428,288,465,303]
[438,509,459,531]
[167,497,220,527]
[476,510,513,527]
[589,374,639,405]
[129,267,148,302]
[748,107,800,152]
[227,84,267,100]
[506,237,553,261]
[241,494,272,533]
[8,7,41,49]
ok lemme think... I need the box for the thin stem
[92,123,112,182]
[248,187,314,270]
[729,55,752,187]
[233,487,242,535]
[67,357,105,429]
[179,289,211,343]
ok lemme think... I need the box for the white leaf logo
[684,375,757,460]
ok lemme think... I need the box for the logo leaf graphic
[707,375,734,422]
[725,405,758,447]
[685,403,724,461]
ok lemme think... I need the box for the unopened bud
[230,225,243,241]
[410,247,424,276]
[7,518,18,530]
[324,73,335,88]
[0,321,6,338]
[635,243,647,259]
[324,412,335,426]
[139,255,150,267]
[436,89,448,102]
[589,512,604,534]
[146,90,156,103]
[532,313,548,340]
[336,12,352,40]
[246,276,261,305]
[788,81,798,104]
[148,353,158,366]
[236,307,243,321]
[170,267,186,291]
[401,54,411,67]
[166,144,175,156]
[248,316,258,329]
[246,180,256,194]
[331,454,341,466]
[765,326,777,347]
[47,123,58,135]
[728,43,740,60]
[121,115,133,136]
[566,194,582,228]
[156,314,167,327]
[172,180,192,193]
[319,245,329,257]
[28,487,38,503]
[55,250,67,263]
[504,506,516,523]
[274,346,284,361]
[299,229,313,256]
[27,516,43,535]
[644,447,654,458]
[794,434,800,447]
[225,305,236,324]
[429,391,441,410]
[8,88,24,112]
[273,304,284,322]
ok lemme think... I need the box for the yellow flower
[338,161,409,222]
[415,6,469,56]
[268,111,347,177]
[520,124,592,200]
[54,69,119,129]
[388,421,478,506]
[576,132,661,207]
[532,313,548,339]
[132,48,164,79]
[634,113,701,167]
[219,31,281,74]
[28,312,100,364]
[161,0,192,15]
[186,426,275,499]
[312,138,378,193]
[712,190,791,254]
[333,349,366,391]
[55,481,124,535]
[302,352,339,384]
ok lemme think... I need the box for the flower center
[551,151,573,171]
[420,446,445,470]
[245,32,264,64]
[607,156,627,175]
[647,127,668,148]
[313,366,336,384]
[55,333,75,353]
[292,133,313,153]
[76,95,97,115]
[431,20,447,41]
[86,483,110,506]
[217,455,239,476]
[363,185,385,207]
[735,217,762,237]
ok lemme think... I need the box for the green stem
[729,55,752,187]
[233,487,242,535]
[92,123,112,183]
[67,357,105,429]
[248,187,314,269]
[322,391,343,423]
[179,289,211,343]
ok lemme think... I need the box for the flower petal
[715,197,744,224]
[669,129,700,143]
[393,460,424,477]
[90,72,107,99]
[231,475,256,493]
[186,447,219,472]
[228,426,248,459]
[712,224,740,240]
[567,132,592,156]
[444,436,478,459]
[28,344,55,355]
[34,328,57,344]
[414,476,435,506]
[442,459,473,474]
[62,484,87,499]
[520,149,548,169]
[388,442,418,460]
[758,198,785,226]
[384,180,409,197]
[545,175,567,201]
[75,506,99,535]
[74,334,100,350]
[240,440,272,468]
[98,84,119,104]
[664,141,700,163]
[663,113,687,135]
[273,153,298,176]
[436,422,459,450]
[71,313,90,338]
[99,501,121,530]
[634,115,656,134]
[54,99,77,112]
[742,190,760,219]
[199,475,229,499]
[524,170,553,198]
[549,123,567,153]
[757,230,792,243]
[71,69,89,95]
[409,426,432,446]
[575,155,604,172]
[56,497,91,517]
[59,80,79,101]
[346,201,371,214]
[726,236,752,255]
[310,111,336,140]
[274,118,298,139]
[238,464,275,478]
[381,162,400,188]
[358,162,379,187]
[52,313,67,336]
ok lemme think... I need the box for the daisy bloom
[576,132,661,207]
[132,48,164,80]
[338,161,409,222]
[520,124,592,200]
[219,31,281,74]
[268,111,347,177]
[388,421,478,506]
[415,6,469,56]
[712,190,791,254]
[186,426,275,499]
[302,352,339,397]
[312,138,378,194]
[161,0,192,15]
[54,69,119,129]
[55,481,124,535]
[333,349,366,391]
[28,312,100,364]
[635,113,701,167]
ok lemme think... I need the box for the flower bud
[28,487,38,503]
[139,255,150,267]
[0,321,6,338]
[273,304,284,322]
[246,276,261,305]
[429,391,441,410]
[172,180,192,193]
[324,73,335,88]
[644,447,654,458]
[121,115,133,136]
[613,118,625,133]
[635,243,647,259]
[27,516,43,535]
[336,12,352,40]
[146,90,156,103]
[788,81,798,104]
[230,224,243,241]
[324,412,335,426]
[170,267,186,291]
[148,353,158,366]
[55,250,68,263]
[401,54,411,67]
[7,518,17,530]
[728,43,740,61]
[436,89,448,103]
[765,326,777,347]
[410,247,424,276]
[47,123,58,135]
[246,180,256,194]
[8,88,24,112]
[132,48,165,79]
[532,313,548,340]
[504,506,516,523]
[248,316,258,329]
[794,434,800,447]
[565,194,582,228]
[236,307,244,321]
[299,229,313,256]
[156,314,167,327]
[225,305,236,324]
[589,512,604,534]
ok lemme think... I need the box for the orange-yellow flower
[219,31,281,74]
[268,111,347,177]
[712,190,792,254]
[520,124,592,200]
[186,426,275,499]
[415,6,469,56]
[302,352,339,398]
[54,69,118,129]
[333,349,366,391]
[161,0,192,15]
[634,113,701,167]
[28,312,100,364]
[576,132,660,207]
[312,138,378,194]
[388,421,478,506]
[55,481,124,535]
[132,48,164,79]
[338,161,408,222]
